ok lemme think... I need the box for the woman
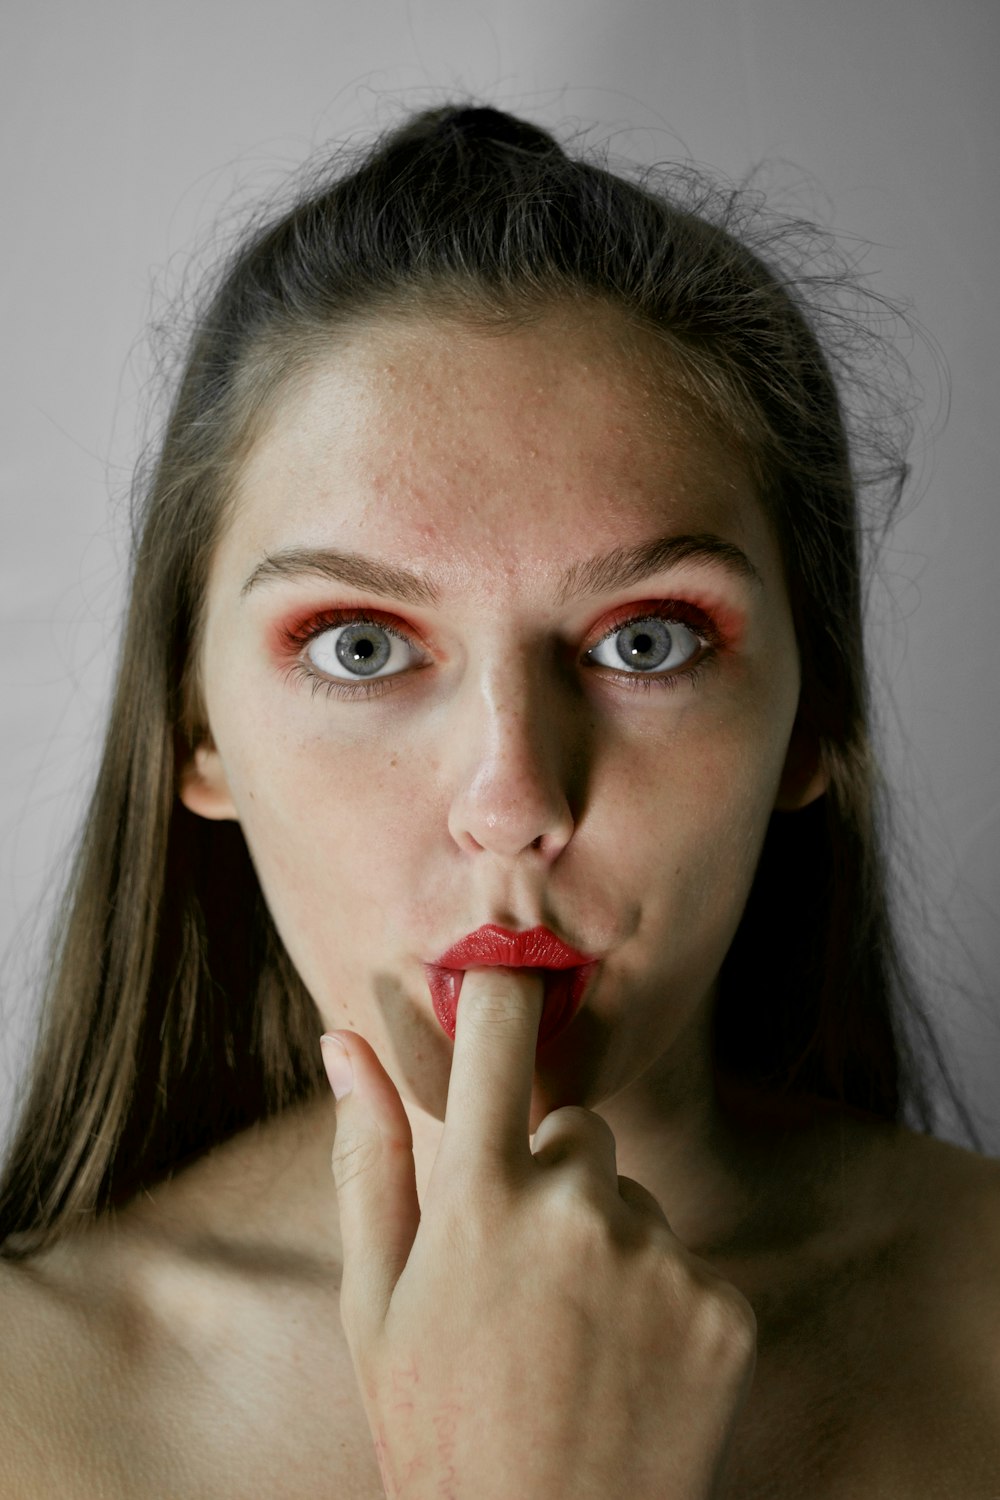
[1,103,997,1498]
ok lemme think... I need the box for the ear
[774,713,828,812]
[177,738,239,822]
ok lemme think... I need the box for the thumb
[321,1031,421,1346]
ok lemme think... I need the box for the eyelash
[279,611,421,702]
[277,602,722,702]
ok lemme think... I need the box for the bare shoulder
[827,1121,1000,1369]
[0,1254,54,1495]
[0,1235,134,1497]
[0,1196,371,1500]
[900,1128,1000,1360]
[720,1119,1000,1499]
[0,1220,236,1498]
[845,1126,1000,1493]
[895,1127,1000,1278]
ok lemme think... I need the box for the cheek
[602,706,789,919]
[216,715,427,953]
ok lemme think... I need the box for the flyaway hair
[0,103,981,1261]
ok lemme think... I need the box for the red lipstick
[424,924,599,1047]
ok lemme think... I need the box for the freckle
[390,755,398,769]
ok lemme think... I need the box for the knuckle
[724,1290,759,1353]
[649,1253,757,1347]
[689,1276,758,1359]
[546,1175,615,1245]
[533,1105,615,1158]
[330,1130,381,1190]
[616,1174,670,1222]
[550,1104,599,1128]
[710,1279,756,1332]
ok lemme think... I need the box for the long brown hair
[0,103,981,1260]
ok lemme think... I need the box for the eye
[305,618,418,681]
[586,614,704,676]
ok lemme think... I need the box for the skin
[179,299,828,1249]
[5,300,1000,1500]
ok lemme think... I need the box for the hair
[0,102,983,1259]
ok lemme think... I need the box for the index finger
[437,966,544,1172]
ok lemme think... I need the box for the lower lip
[423,963,599,1047]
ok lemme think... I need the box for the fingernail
[320,1034,354,1100]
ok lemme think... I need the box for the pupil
[617,618,672,670]
[335,624,392,676]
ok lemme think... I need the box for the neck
[401,1016,771,1258]
[120,1036,884,1283]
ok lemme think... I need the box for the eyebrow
[555,533,761,605]
[240,532,762,607]
[241,546,440,605]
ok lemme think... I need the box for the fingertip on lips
[423,962,596,1045]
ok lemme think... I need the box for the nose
[446,656,581,862]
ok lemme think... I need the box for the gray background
[2,0,997,1154]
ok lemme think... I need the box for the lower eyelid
[282,660,402,700]
[593,654,716,694]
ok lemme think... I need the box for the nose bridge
[447,640,580,860]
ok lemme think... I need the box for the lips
[424,924,599,1046]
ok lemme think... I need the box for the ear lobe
[178,740,239,821]
[775,715,828,812]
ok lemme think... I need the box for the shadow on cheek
[372,967,455,1120]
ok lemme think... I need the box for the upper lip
[433,924,596,970]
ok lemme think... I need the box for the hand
[321,969,756,1500]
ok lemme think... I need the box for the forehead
[223,306,775,596]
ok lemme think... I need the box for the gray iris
[617,618,672,670]
[335,623,392,676]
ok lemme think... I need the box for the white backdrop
[2,0,997,1154]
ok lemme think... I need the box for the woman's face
[182,304,818,1132]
